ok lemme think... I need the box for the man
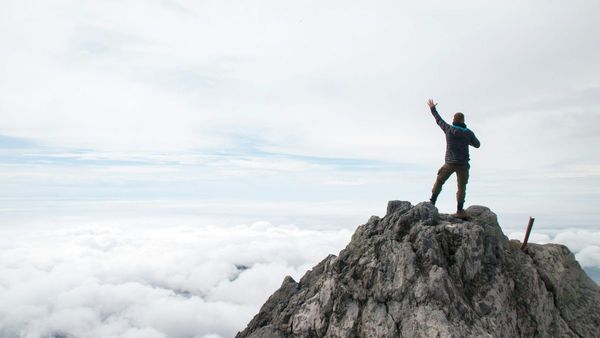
[427,99,480,219]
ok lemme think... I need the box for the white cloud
[0,222,352,338]
[508,231,552,245]
[551,230,600,253]
[1,0,600,228]
[1,219,598,338]
[2,0,599,166]
[577,246,600,268]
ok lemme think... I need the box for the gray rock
[236,201,600,338]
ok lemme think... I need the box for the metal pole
[520,217,535,251]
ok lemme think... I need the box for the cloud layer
[0,220,598,338]
[0,223,352,338]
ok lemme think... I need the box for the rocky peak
[237,201,600,338]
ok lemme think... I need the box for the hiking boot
[452,209,468,220]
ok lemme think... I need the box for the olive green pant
[431,163,470,210]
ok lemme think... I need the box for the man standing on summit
[427,99,480,219]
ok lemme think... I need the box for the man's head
[453,112,465,124]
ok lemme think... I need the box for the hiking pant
[431,163,470,210]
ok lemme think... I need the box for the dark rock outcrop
[237,201,600,338]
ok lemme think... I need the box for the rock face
[236,201,600,338]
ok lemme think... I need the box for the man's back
[430,106,480,165]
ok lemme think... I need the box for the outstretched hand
[427,99,437,108]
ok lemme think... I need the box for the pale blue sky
[2,0,600,229]
[1,0,599,228]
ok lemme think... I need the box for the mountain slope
[237,201,600,338]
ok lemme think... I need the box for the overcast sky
[1,0,599,337]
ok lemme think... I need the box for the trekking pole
[520,217,535,251]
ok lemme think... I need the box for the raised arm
[427,99,451,133]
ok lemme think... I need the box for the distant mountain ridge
[237,201,600,337]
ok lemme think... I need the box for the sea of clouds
[0,222,352,338]
[0,221,598,338]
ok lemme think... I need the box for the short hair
[453,112,465,123]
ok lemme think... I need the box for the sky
[1,0,599,337]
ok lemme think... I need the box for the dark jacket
[431,106,480,165]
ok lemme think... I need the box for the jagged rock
[237,201,600,338]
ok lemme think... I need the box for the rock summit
[237,201,600,337]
